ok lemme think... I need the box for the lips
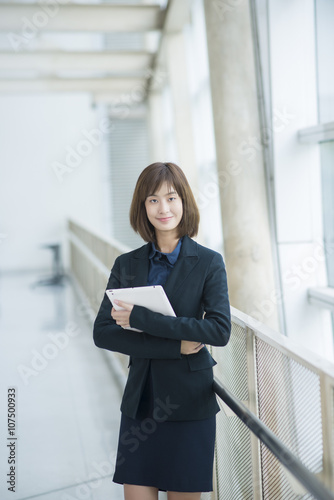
[157,216,173,222]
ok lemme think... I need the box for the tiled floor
[0,271,124,500]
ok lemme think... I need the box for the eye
[149,198,158,203]
[168,197,177,202]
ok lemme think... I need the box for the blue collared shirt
[147,237,183,286]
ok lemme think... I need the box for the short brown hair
[130,162,200,242]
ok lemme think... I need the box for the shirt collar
[149,237,183,265]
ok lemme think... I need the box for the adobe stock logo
[17,322,80,385]
[7,0,72,52]
[116,397,180,466]
[51,118,114,183]
[213,0,245,21]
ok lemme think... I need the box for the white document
[106,285,176,332]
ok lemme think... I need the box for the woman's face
[145,182,183,238]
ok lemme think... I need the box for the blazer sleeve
[93,256,182,359]
[129,252,231,347]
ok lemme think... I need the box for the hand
[111,300,134,329]
[181,340,205,355]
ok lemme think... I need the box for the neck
[155,231,180,253]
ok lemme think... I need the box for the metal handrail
[68,217,132,255]
[213,377,334,500]
[230,306,334,380]
[67,218,334,498]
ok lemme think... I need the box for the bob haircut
[130,162,200,243]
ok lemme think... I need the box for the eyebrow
[147,191,177,197]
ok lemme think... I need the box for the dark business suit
[93,235,231,421]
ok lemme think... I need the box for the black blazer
[93,235,231,421]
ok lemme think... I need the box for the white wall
[0,93,108,273]
[269,0,333,360]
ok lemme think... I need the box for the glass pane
[315,0,334,122]
[320,141,334,285]
[184,0,223,253]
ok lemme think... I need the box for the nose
[159,200,170,214]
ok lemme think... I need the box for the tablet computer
[106,285,176,332]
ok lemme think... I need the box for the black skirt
[113,363,216,493]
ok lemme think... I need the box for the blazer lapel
[163,235,199,301]
[129,243,150,287]
[128,236,199,301]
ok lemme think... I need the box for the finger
[115,315,128,324]
[112,309,128,319]
[195,343,204,352]
[114,299,133,311]
[112,310,121,319]
[117,313,131,326]
[112,310,123,321]
[117,320,127,327]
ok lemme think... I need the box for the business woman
[93,162,231,500]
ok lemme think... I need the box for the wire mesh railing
[212,379,334,500]
[211,311,334,499]
[67,218,334,499]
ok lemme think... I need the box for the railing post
[246,327,263,499]
[211,450,218,500]
[320,373,334,491]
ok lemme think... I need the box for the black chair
[33,243,66,286]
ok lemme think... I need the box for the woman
[93,162,231,500]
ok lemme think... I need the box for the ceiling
[0,0,189,105]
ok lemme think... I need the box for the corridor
[0,271,124,500]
